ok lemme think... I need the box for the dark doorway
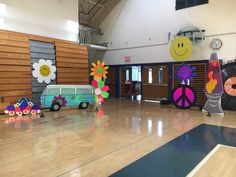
[106,66,116,97]
[120,66,142,100]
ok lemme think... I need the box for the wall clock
[210,39,222,50]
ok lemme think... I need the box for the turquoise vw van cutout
[40,85,94,111]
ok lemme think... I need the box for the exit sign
[124,56,131,63]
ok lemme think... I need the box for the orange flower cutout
[90,60,109,80]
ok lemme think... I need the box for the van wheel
[50,103,61,111]
[79,102,89,109]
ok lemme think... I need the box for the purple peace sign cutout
[172,85,197,109]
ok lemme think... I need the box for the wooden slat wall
[172,63,207,106]
[0,29,88,106]
[55,42,89,84]
[0,30,31,104]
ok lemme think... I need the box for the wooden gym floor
[0,99,236,177]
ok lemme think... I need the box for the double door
[142,64,169,100]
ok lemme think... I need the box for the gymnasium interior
[0,0,236,177]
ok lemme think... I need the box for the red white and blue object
[172,85,197,109]
[5,98,40,116]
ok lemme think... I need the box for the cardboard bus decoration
[90,60,109,106]
[202,53,224,116]
[40,85,94,111]
[221,62,236,111]
[170,36,193,61]
[5,98,40,116]
[32,59,56,84]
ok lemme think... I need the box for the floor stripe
[186,144,223,177]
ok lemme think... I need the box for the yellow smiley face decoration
[40,65,51,77]
[32,59,56,84]
[170,36,192,61]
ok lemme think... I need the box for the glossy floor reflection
[0,99,235,177]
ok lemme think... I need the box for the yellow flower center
[40,65,51,77]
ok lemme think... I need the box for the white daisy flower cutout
[32,59,56,84]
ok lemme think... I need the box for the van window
[76,88,92,94]
[47,88,60,95]
[61,88,75,95]
[42,89,47,95]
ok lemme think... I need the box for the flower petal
[51,73,56,80]
[39,59,46,64]
[33,63,39,69]
[94,95,98,102]
[92,80,98,88]
[51,65,56,72]
[101,91,109,98]
[37,77,44,83]
[46,60,52,65]
[98,94,104,103]
[101,85,109,92]
[44,77,51,84]
[32,70,39,78]
[98,80,105,88]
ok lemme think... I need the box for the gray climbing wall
[30,40,56,105]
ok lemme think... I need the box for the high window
[132,66,141,82]
[176,0,208,10]
[158,66,163,84]
[126,69,130,80]
[148,68,153,84]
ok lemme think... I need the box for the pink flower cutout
[92,80,109,103]
[53,95,67,107]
